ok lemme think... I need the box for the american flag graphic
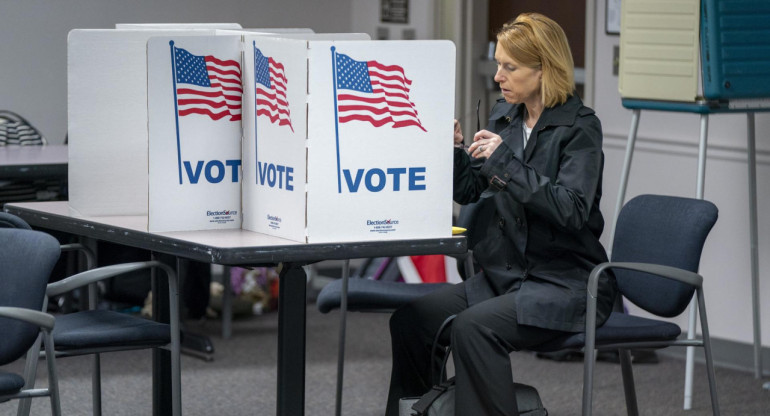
[334,52,426,132]
[255,47,293,132]
[173,46,242,121]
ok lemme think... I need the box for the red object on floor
[409,255,447,283]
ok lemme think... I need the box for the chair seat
[0,370,25,396]
[534,311,683,352]
[53,310,170,351]
[317,279,451,313]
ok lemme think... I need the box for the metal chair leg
[42,331,61,416]
[92,354,102,416]
[698,289,721,416]
[582,348,596,416]
[16,335,42,416]
[618,348,638,416]
[334,259,350,416]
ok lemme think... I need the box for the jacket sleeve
[453,100,517,205]
[480,115,604,232]
[452,147,489,204]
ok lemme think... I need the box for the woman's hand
[469,130,502,158]
[453,119,464,148]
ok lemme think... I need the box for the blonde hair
[496,13,575,108]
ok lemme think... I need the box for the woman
[386,13,617,416]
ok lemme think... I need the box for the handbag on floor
[399,316,548,416]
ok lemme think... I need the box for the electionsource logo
[367,218,399,234]
[366,219,399,226]
[267,214,282,230]
[207,210,237,216]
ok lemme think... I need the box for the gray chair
[0,228,62,415]
[0,213,181,416]
[532,194,721,415]
[316,253,473,415]
[315,199,483,416]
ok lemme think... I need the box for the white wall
[351,0,435,40]
[592,1,770,352]
[0,0,353,145]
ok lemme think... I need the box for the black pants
[179,259,211,319]
[386,281,566,416]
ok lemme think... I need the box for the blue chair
[316,204,479,416]
[0,213,181,416]
[0,228,62,415]
[316,257,453,416]
[533,194,721,415]
[316,257,454,314]
[0,212,33,230]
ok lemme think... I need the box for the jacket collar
[536,94,589,129]
[488,94,589,162]
[489,94,589,129]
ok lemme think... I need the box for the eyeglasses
[456,99,482,151]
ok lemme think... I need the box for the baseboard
[659,336,770,377]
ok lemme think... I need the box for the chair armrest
[46,260,176,297]
[588,261,703,299]
[0,306,55,330]
[583,261,703,353]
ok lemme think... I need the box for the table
[4,200,466,416]
[613,98,770,409]
[0,144,68,179]
[0,144,68,204]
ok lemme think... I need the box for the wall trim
[658,336,770,377]
[604,133,770,166]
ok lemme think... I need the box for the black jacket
[453,95,617,332]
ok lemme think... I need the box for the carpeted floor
[2,298,769,415]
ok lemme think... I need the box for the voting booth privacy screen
[147,36,243,232]
[242,36,455,242]
[68,26,456,242]
[618,0,770,103]
[67,27,223,217]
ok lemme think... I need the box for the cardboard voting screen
[241,33,370,241]
[116,23,243,30]
[241,36,309,240]
[147,36,243,232]
[306,40,456,243]
[242,37,455,243]
[67,28,218,217]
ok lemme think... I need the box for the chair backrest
[611,194,718,317]
[0,212,33,229]
[0,228,60,364]
[0,110,46,146]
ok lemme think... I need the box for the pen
[476,98,481,132]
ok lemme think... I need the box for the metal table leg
[684,114,710,409]
[746,112,762,379]
[277,262,307,416]
[609,109,641,250]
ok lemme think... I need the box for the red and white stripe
[337,60,426,132]
[256,58,293,131]
[177,56,242,121]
